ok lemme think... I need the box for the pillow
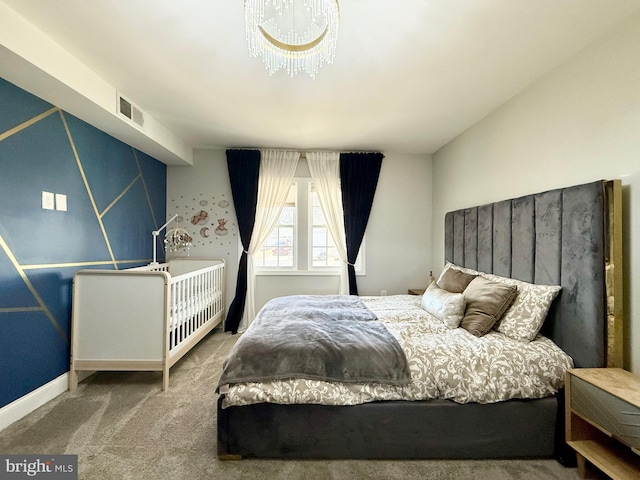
[437,267,477,293]
[437,262,481,284]
[481,272,562,342]
[460,276,517,337]
[421,282,467,329]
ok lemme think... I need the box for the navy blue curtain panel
[225,149,261,333]
[340,152,384,295]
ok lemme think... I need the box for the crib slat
[167,261,225,359]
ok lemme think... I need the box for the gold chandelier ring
[258,25,329,52]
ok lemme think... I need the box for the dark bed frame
[217,179,623,460]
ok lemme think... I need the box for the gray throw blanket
[217,295,411,388]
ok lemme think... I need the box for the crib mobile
[151,214,193,265]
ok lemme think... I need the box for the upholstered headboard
[444,180,623,369]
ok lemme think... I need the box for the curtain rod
[228,149,383,157]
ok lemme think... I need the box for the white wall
[431,12,640,372]
[168,150,432,315]
[357,152,433,295]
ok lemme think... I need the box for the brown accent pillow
[437,268,477,293]
[461,277,517,337]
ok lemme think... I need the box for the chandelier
[245,0,340,79]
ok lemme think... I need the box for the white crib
[69,257,225,391]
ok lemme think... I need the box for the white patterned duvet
[220,295,573,408]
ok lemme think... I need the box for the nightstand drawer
[571,375,640,450]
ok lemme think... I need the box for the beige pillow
[421,282,467,329]
[437,262,481,283]
[481,273,562,341]
[461,277,517,337]
[437,267,477,293]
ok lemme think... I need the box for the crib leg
[162,366,169,391]
[69,368,78,392]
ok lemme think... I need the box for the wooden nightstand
[566,368,640,479]
[407,288,425,295]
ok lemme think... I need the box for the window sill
[255,270,363,276]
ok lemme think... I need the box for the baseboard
[0,373,69,432]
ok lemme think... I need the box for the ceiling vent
[117,92,145,129]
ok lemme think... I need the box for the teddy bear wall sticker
[168,193,235,255]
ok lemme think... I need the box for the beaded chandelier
[245,0,340,79]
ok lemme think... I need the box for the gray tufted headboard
[444,180,623,369]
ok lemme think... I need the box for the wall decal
[214,218,228,236]
[191,210,209,225]
[169,192,236,252]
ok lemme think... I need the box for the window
[310,186,340,268]
[256,178,364,273]
[254,184,296,268]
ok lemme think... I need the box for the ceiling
[3,0,640,156]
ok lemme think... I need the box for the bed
[216,179,623,460]
[69,257,225,391]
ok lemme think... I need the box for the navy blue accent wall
[0,77,167,408]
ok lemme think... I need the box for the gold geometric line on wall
[21,260,118,270]
[134,149,158,228]
[0,307,43,313]
[59,111,117,269]
[0,233,67,342]
[100,173,141,218]
[0,107,59,143]
[20,259,153,270]
[116,258,151,266]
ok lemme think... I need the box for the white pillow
[421,282,467,329]
[481,272,562,342]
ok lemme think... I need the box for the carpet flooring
[1,328,592,479]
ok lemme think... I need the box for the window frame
[254,176,365,276]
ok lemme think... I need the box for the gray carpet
[1,328,589,479]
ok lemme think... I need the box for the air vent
[117,93,145,129]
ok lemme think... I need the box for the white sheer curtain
[306,151,349,295]
[240,149,300,332]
